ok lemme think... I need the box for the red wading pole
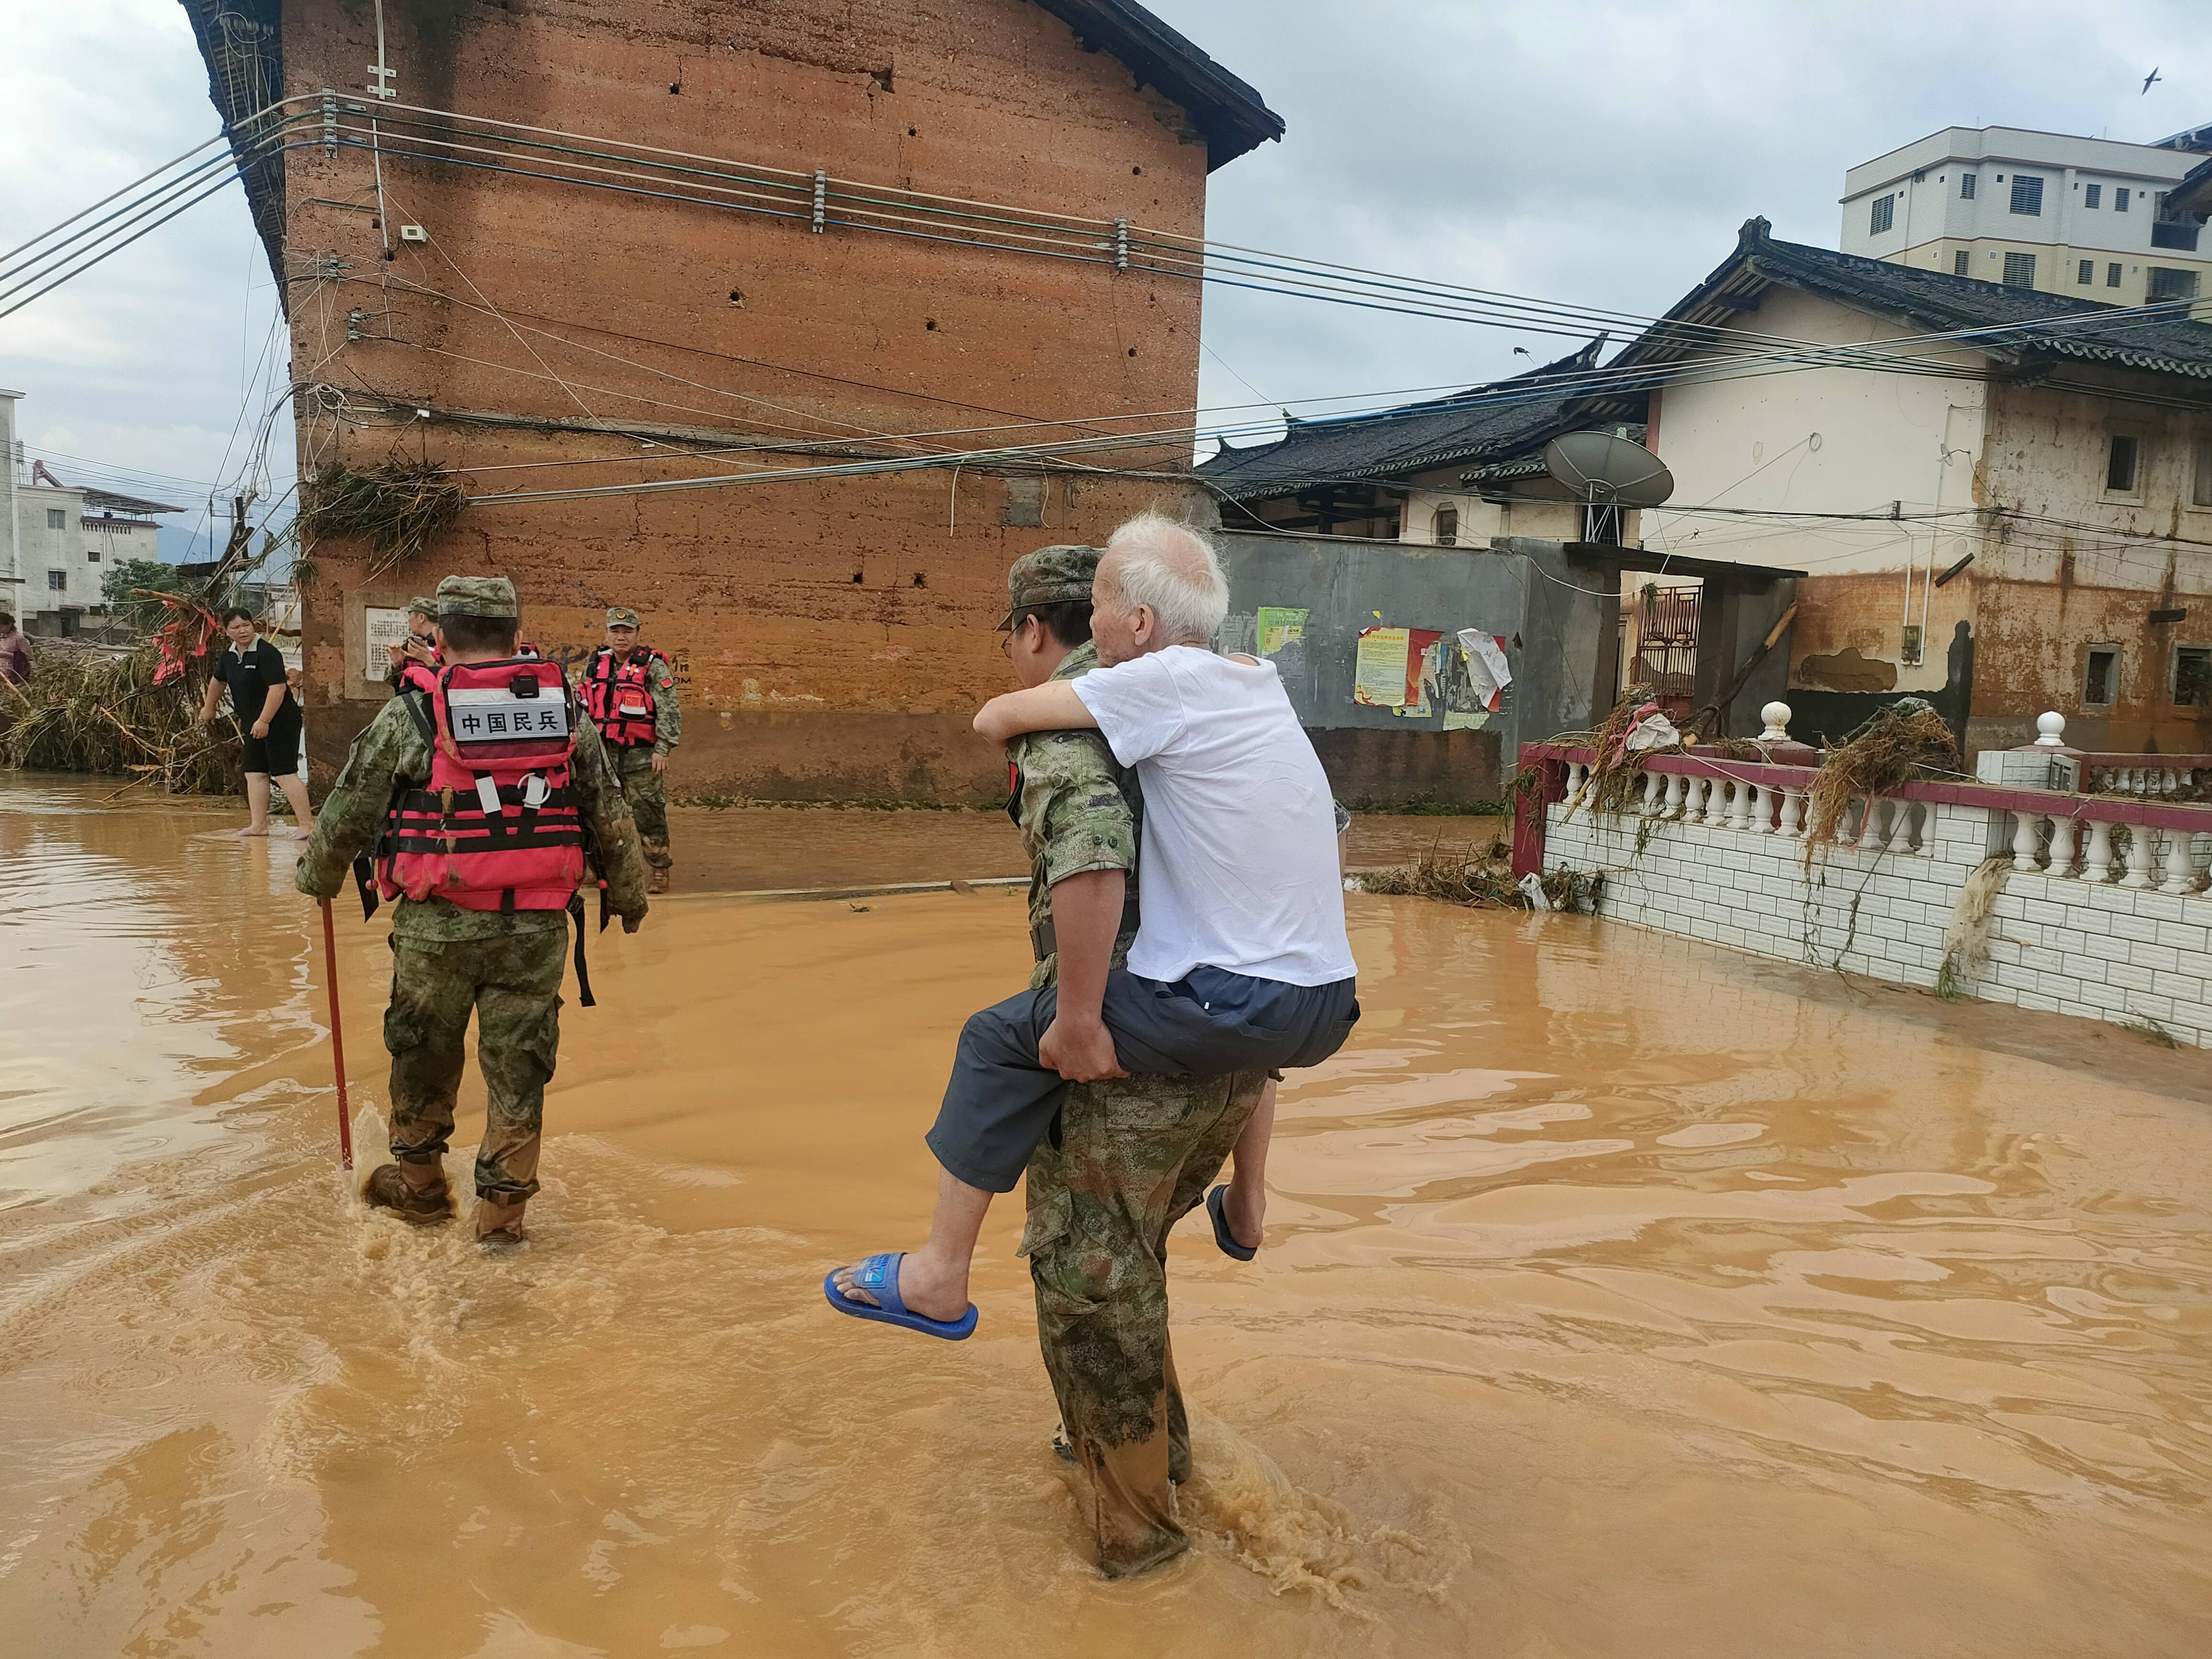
[319,898,355,1171]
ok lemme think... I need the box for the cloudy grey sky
[3,0,2210,561]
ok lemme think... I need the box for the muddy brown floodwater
[3,774,2210,1657]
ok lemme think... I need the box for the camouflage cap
[434,575,518,619]
[997,544,1100,629]
[404,595,438,619]
[607,607,641,629]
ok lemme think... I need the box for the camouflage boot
[362,1159,453,1225]
[476,1194,529,1245]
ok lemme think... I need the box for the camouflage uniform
[583,607,680,875]
[1002,555,1267,1580]
[295,579,651,1201]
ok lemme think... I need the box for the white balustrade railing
[2000,805,2212,892]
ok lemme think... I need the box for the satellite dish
[1541,431,1673,508]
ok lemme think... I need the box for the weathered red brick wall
[278,0,1218,798]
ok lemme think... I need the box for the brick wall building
[185,0,1280,799]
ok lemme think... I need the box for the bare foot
[1221,1182,1265,1251]
[831,1250,972,1323]
[233,825,269,838]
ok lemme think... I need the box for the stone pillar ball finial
[1759,701,1792,741]
[2034,711,2066,748]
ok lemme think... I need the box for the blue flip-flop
[1206,1186,1258,1261]
[823,1252,978,1340]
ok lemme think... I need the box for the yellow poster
[1353,627,1410,707]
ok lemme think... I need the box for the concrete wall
[1546,787,2212,1048]
[1973,373,2212,752]
[1212,529,1615,805]
[277,0,1226,800]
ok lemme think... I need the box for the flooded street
[4,774,2209,1657]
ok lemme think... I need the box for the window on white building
[1953,250,1971,276]
[46,509,65,530]
[47,570,66,591]
[2079,259,2095,284]
[2084,646,2120,707]
[84,547,100,563]
[2149,267,2201,303]
[2085,183,2102,209]
[1869,194,1895,235]
[2116,188,2131,212]
[1432,504,1458,547]
[2002,251,2037,287]
[2175,646,2212,707]
[2106,433,2141,494]
[2009,175,2044,215]
[1960,174,1977,199]
[2108,262,2124,288]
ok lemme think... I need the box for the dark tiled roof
[1618,217,2212,383]
[1030,0,1283,168]
[1196,337,1629,501]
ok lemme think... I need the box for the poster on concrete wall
[1354,626,1411,706]
[1257,607,1307,657]
[1443,630,1512,730]
[362,607,410,682]
[1394,629,1445,718]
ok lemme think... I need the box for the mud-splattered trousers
[1020,1067,1268,1577]
[612,744,672,872]
[1001,643,1266,1577]
[293,693,652,1198]
[383,929,568,1199]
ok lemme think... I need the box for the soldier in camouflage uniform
[995,546,1270,1578]
[294,576,652,1242]
[578,607,681,894]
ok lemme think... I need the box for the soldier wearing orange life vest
[296,576,651,1244]
[577,606,680,894]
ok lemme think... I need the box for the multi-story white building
[1840,124,2212,307]
[0,391,184,635]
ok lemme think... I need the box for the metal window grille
[1953,250,1971,276]
[2116,188,2131,212]
[2079,259,2095,284]
[2108,262,2124,288]
[2002,251,2036,287]
[1869,194,1894,235]
[2084,647,2119,707]
[2009,175,2044,215]
[1959,173,1976,199]
[46,570,66,591]
[2085,183,2102,209]
[2149,267,2202,302]
[2175,646,2212,707]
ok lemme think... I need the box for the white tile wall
[1543,798,2212,1047]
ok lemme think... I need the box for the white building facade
[0,390,183,634]
[1840,125,2212,309]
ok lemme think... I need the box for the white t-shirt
[1070,645,1356,986]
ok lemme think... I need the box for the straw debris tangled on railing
[1354,838,1604,913]
[1802,697,1958,861]
[298,459,466,577]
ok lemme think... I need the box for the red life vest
[580,645,664,747]
[375,657,586,913]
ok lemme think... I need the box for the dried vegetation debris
[0,643,241,794]
[1354,837,1602,913]
[298,458,466,576]
[1801,697,1958,858]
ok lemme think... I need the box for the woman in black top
[198,607,316,838]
